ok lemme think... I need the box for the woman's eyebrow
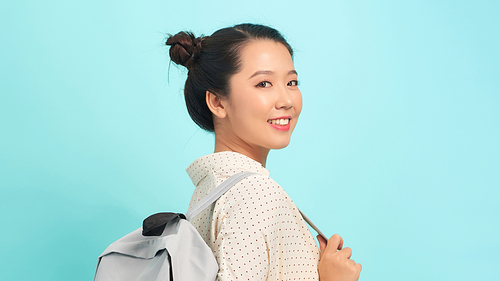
[248,70,297,79]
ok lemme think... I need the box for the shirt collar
[186,151,270,186]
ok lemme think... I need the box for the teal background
[1,0,499,280]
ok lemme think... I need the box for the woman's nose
[276,86,293,109]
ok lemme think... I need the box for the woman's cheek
[296,92,303,115]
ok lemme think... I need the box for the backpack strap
[185,171,258,221]
[185,171,328,241]
[298,209,328,241]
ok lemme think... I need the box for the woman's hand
[317,234,362,281]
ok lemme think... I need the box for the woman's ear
[206,90,227,119]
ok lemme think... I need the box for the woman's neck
[214,136,269,167]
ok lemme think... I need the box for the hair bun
[166,31,204,68]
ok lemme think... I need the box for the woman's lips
[267,117,291,131]
[268,122,290,131]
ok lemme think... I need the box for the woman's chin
[268,139,291,150]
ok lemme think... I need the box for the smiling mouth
[267,118,290,126]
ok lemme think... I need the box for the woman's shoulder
[216,172,292,213]
[230,171,282,193]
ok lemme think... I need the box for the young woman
[166,23,361,281]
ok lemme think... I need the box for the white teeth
[268,118,290,125]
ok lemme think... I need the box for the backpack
[94,171,258,281]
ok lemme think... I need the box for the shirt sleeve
[212,174,286,281]
[210,174,320,281]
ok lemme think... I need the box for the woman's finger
[325,234,343,253]
[317,235,327,253]
[339,247,352,259]
[346,259,356,266]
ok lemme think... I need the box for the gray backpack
[94,171,326,281]
[94,171,258,281]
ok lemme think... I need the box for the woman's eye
[287,80,299,86]
[256,81,272,88]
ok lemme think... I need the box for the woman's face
[221,39,302,151]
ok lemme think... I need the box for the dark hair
[166,23,293,132]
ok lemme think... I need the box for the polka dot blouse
[186,151,320,281]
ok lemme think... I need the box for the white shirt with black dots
[186,151,320,281]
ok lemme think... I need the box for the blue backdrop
[1,0,499,280]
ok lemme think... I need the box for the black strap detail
[142,212,186,236]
